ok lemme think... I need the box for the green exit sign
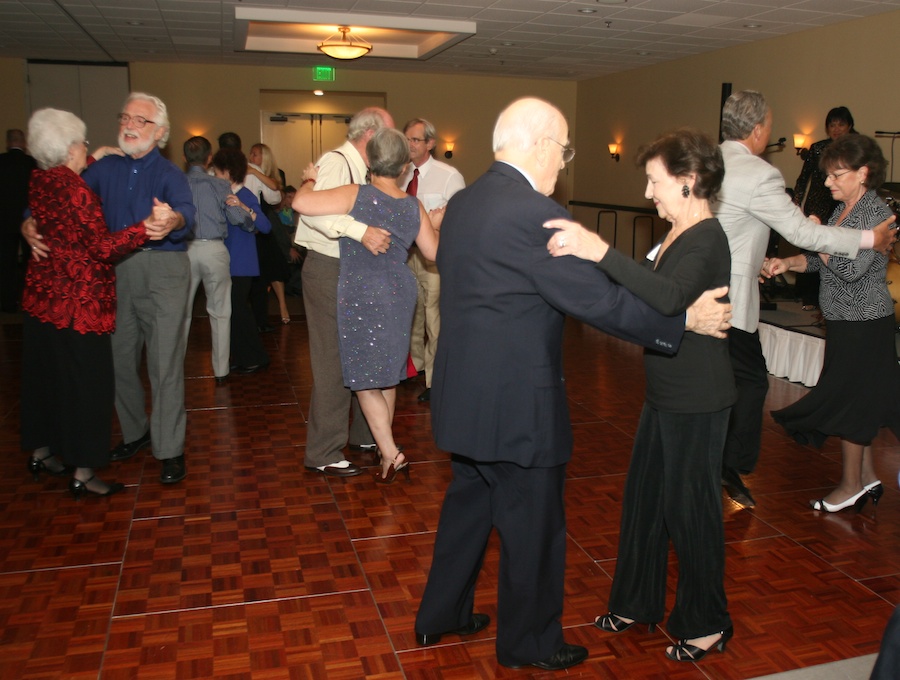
[314,66,335,81]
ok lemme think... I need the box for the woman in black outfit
[545,128,735,662]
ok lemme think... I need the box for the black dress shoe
[110,430,151,461]
[503,643,588,671]
[722,467,756,508]
[215,374,229,385]
[348,443,377,452]
[418,387,431,402]
[258,324,274,333]
[305,462,363,478]
[233,363,269,375]
[416,613,490,645]
[160,455,186,484]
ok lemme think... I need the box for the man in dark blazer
[413,97,732,671]
[0,128,37,312]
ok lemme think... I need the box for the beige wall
[574,8,900,208]
[129,62,577,199]
[0,59,29,132]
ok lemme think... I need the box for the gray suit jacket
[715,140,862,333]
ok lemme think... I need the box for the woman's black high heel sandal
[665,625,734,662]
[594,613,656,633]
[374,448,410,485]
[69,476,125,499]
[28,454,69,481]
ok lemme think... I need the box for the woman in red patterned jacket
[22,108,168,498]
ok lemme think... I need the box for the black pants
[416,455,566,666]
[723,328,769,474]
[21,314,114,468]
[608,405,731,639]
[871,605,900,679]
[230,276,268,368]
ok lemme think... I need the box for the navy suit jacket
[432,162,685,467]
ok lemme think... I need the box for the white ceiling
[2,0,899,81]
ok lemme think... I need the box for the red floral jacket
[22,165,149,334]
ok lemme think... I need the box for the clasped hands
[23,196,179,260]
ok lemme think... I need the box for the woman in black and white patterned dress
[767,134,900,514]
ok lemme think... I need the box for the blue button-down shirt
[81,147,195,251]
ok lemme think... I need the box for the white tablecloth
[758,322,824,387]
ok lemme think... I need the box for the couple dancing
[294,128,442,483]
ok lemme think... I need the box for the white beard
[119,131,155,157]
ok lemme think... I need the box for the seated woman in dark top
[544,128,735,662]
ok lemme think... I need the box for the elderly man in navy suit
[413,97,732,671]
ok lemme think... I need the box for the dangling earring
[682,184,690,198]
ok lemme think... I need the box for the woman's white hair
[27,107,86,170]
[492,97,565,154]
[125,91,170,147]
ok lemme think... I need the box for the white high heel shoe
[809,487,868,513]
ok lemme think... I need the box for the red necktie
[407,168,419,197]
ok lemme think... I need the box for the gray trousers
[112,250,190,461]
[301,250,373,467]
[184,240,232,378]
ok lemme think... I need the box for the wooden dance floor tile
[2,308,898,678]
[104,591,403,679]
[0,564,120,680]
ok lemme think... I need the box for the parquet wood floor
[1,303,897,679]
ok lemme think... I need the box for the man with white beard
[24,92,195,484]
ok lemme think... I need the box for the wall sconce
[608,143,620,162]
[444,142,455,159]
[793,133,809,160]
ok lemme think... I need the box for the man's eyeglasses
[407,137,427,144]
[117,113,156,128]
[547,137,576,164]
[825,168,852,181]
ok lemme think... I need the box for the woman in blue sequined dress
[294,128,441,483]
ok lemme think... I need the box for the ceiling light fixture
[578,9,597,14]
[317,26,372,60]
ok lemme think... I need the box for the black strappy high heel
[373,447,410,484]
[28,453,68,481]
[594,613,656,633]
[665,625,733,662]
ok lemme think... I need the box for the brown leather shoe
[305,461,363,478]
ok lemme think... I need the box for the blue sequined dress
[338,184,421,390]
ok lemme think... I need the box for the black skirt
[772,315,900,447]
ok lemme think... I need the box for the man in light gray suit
[715,90,895,508]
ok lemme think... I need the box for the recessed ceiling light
[126,21,143,26]
[313,90,324,96]
[578,8,597,13]
[744,23,761,28]
[637,51,650,56]
[501,42,514,47]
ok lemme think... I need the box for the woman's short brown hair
[636,128,724,202]
[820,134,886,190]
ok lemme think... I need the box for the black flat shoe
[28,454,69,481]
[69,476,125,499]
[666,625,734,662]
[595,612,656,633]
[160,455,186,484]
[110,430,151,462]
[503,643,588,670]
[415,613,490,645]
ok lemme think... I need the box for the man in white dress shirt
[401,118,465,402]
